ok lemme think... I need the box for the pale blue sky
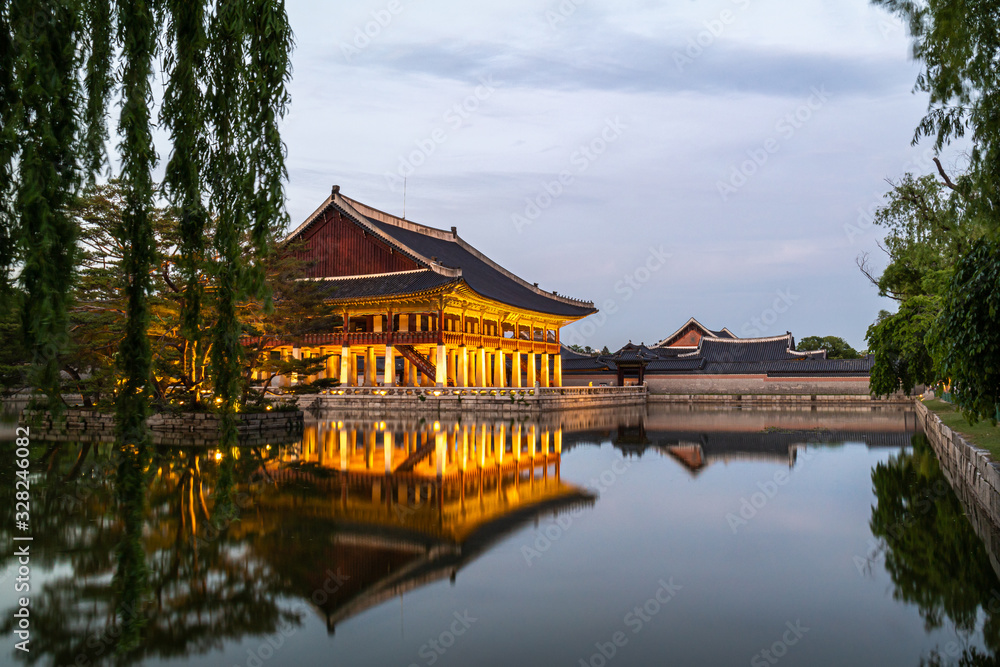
[278,0,958,351]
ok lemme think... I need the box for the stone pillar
[475,347,486,387]
[384,345,396,386]
[493,349,505,388]
[457,346,469,387]
[511,350,522,387]
[339,346,351,387]
[408,358,418,387]
[553,353,562,387]
[435,344,447,387]
[365,346,377,386]
[350,352,358,387]
[527,352,536,387]
[541,353,550,388]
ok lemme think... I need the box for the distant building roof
[562,333,873,377]
[655,317,737,348]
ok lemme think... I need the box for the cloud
[335,32,912,99]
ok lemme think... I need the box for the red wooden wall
[292,208,422,278]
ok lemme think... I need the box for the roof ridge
[702,334,791,343]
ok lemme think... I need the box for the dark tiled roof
[646,358,706,372]
[363,217,594,318]
[709,329,737,339]
[691,335,803,363]
[611,342,659,363]
[313,270,458,300]
[758,357,874,374]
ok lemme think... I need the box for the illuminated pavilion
[278,186,596,388]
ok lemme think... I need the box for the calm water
[1,405,998,666]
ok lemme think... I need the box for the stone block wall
[915,400,1000,579]
[20,408,303,445]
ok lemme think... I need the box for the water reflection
[871,434,1000,664]
[3,406,999,666]
[0,417,592,664]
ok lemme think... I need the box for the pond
[1,404,998,666]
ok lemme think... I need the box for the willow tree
[1,0,294,652]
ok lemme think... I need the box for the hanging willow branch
[9,0,83,412]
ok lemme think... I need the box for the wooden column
[475,347,486,387]
[435,344,447,387]
[457,346,468,387]
[384,345,395,386]
[339,346,351,387]
[526,351,537,387]
[365,346,376,386]
[493,349,505,388]
[553,353,563,387]
[511,350,522,387]
[540,353,550,388]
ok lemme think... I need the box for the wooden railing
[441,332,559,354]
[269,331,561,353]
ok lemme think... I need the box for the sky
[277,0,957,352]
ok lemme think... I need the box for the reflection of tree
[1,441,300,665]
[921,647,1000,667]
[871,434,1000,660]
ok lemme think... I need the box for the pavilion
[275,186,596,389]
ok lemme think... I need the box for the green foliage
[796,335,861,359]
[864,174,969,300]
[0,291,28,394]
[862,174,962,395]
[873,0,1000,419]
[930,237,1000,423]
[867,297,941,396]
[7,0,84,412]
[872,0,1000,224]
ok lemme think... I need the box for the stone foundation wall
[564,374,872,395]
[298,386,646,415]
[20,409,303,446]
[915,400,1000,579]
[648,393,910,407]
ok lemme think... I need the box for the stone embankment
[915,400,1000,578]
[19,408,303,446]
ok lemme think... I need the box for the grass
[923,397,1000,460]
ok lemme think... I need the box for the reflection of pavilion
[619,427,918,475]
[255,419,594,632]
